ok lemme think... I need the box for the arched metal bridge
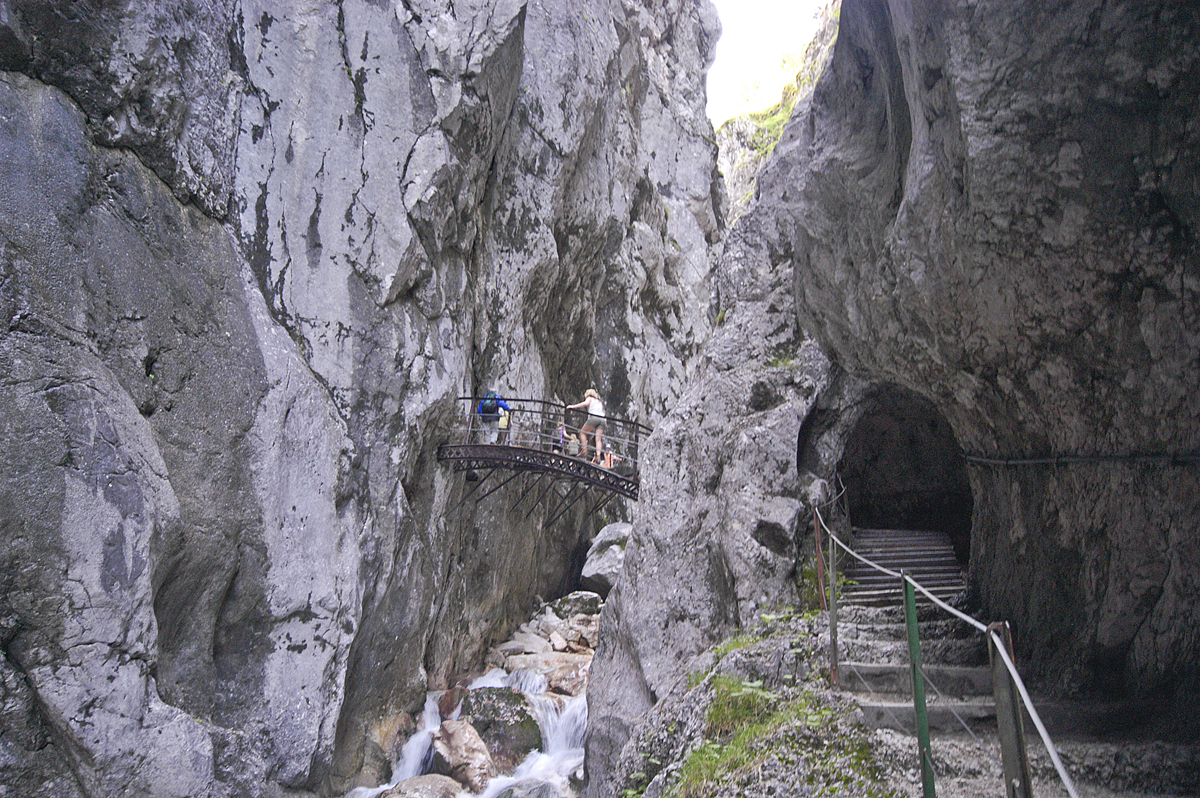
[437,397,650,520]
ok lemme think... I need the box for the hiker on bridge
[566,388,606,464]
[477,391,511,444]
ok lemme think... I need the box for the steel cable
[815,506,1081,798]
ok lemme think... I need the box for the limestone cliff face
[0,0,721,795]
[587,3,1198,785]
[767,0,1199,700]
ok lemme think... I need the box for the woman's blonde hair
[584,388,599,400]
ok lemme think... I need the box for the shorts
[585,414,606,430]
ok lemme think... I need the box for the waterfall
[532,692,588,755]
[342,692,444,798]
[350,669,588,798]
[394,692,444,781]
[472,693,588,798]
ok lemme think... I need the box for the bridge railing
[453,396,651,475]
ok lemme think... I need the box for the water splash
[394,692,443,781]
[342,692,443,798]
[350,671,588,798]
[472,694,588,798]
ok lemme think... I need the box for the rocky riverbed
[352,591,603,798]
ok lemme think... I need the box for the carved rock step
[840,661,993,698]
[855,696,997,733]
[839,617,979,643]
[838,527,966,607]
[858,696,1169,738]
[838,636,986,668]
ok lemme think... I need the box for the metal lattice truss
[437,443,638,500]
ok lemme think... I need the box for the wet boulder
[431,719,495,793]
[381,774,463,798]
[459,687,543,774]
[496,780,565,798]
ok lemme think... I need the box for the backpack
[481,392,499,415]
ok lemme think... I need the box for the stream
[345,594,599,798]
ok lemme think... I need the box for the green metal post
[904,575,936,798]
[813,510,828,611]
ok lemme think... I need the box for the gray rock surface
[585,207,832,796]
[581,521,631,595]
[587,0,1199,792]
[759,0,1200,702]
[0,0,723,795]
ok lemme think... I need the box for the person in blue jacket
[477,391,511,444]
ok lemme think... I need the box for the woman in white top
[566,388,606,463]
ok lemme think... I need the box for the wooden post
[813,509,828,611]
[828,529,839,688]
[989,622,1033,798]
[904,576,936,798]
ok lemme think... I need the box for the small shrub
[706,675,777,736]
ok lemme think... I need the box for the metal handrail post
[828,528,839,688]
[813,509,828,611]
[904,575,936,798]
[989,622,1033,798]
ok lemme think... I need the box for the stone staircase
[834,602,993,734]
[838,527,966,606]
[834,605,1200,796]
[829,543,1199,797]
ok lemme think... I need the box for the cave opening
[838,386,973,565]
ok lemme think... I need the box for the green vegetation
[705,675,778,736]
[671,676,894,798]
[744,92,800,161]
[712,631,762,661]
[796,555,857,612]
[766,352,795,369]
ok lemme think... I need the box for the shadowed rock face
[0,0,722,795]
[586,0,1198,789]
[766,0,1199,702]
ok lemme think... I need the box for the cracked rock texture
[0,0,721,795]
[586,4,1199,790]
[767,0,1199,705]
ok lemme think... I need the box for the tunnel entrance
[838,386,973,565]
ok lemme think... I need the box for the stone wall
[586,0,1199,790]
[0,0,723,794]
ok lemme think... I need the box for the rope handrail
[814,505,1081,798]
[989,629,1081,798]
[964,451,1198,466]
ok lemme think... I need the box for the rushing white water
[472,693,588,798]
[469,666,548,696]
[342,692,444,798]
[347,668,588,798]
[395,692,444,781]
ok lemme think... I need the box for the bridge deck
[438,443,638,500]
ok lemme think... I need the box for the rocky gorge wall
[0,0,723,795]
[586,1,1199,788]
[771,0,1199,705]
